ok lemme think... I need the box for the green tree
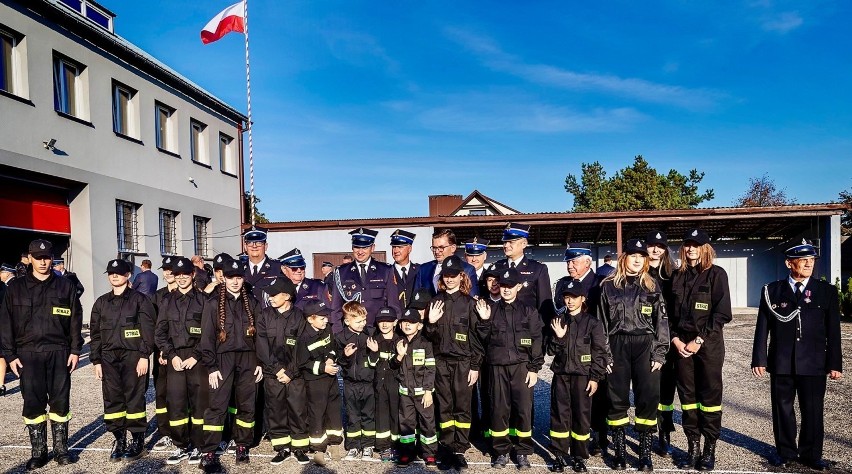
[839,187,852,235]
[733,174,795,207]
[564,155,714,212]
[243,192,270,224]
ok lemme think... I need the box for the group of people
[0,222,842,473]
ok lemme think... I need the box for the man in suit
[390,230,419,309]
[279,248,330,310]
[752,239,842,471]
[242,227,281,307]
[53,258,85,298]
[415,229,478,298]
[596,254,615,278]
[330,228,400,332]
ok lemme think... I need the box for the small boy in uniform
[336,301,377,460]
[372,307,401,461]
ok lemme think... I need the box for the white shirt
[249,257,267,274]
[508,256,524,267]
[788,275,810,293]
[395,263,411,276]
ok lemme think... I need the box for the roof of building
[449,190,521,216]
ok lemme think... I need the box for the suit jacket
[752,277,842,376]
[244,256,282,308]
[330,259,401,332]
[489,257,554,321]
[292,277,331,310]
[415,260,479,298]
[394,262,420,309]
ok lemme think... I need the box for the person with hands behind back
[548,280,608,473]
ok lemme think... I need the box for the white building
[0,0,246,318]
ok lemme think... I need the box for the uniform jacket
[90,286,157,363]
[390,332,436,395]
[423,290,484,370]
[61,271,85,298]
[335,326,377,383]
[752,278,842,376]
[547,311,608,381]
[256,305,307,380]
[243,256,282,306]
[0,271,84,361]
[670,265,732,339]
[394,262,420,309]
[154,287,207,363]
[292,278,331,310]
[200,290,260,373]
[489,257,554,322]
[330,259,400,331]
[374,332,402,387]
[297,325,337,381]
[476,299,544,371]
[554,270,603,317]
[132,270,158,297]
[415,260,480,298]
[597,277,669,364]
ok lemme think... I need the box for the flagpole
[242,0,256,228]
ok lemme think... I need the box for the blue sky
[109,0,851,221]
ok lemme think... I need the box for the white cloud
[761,11,803,33]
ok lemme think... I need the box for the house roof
[449,190,521,216]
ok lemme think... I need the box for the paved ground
[0,314,849,473]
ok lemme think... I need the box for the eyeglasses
[245,241,266,247]
[430,245,452,252]
[289,267,305,272]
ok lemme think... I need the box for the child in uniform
[336,301,378,460]
[372,307,401,461]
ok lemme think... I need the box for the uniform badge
[692,230,698,237]
[503,271,510,278]
[176,260,184,268]
[112,261,118,267]
[804,290,811,304]
[447,260,453,267]
[40,243,46,249]
[780,302,787,308]
[523,281,529,287]
[302,283,308,290]
[344,280,358,299]
[656,232,662,239]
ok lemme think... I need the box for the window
[1,30,15,94]
[190,119,207,163]
[468,209,487,216]
[116,200,140,253]
[159,209,178,255]
[219,133,235,174]
[112,81,137,137]
[53,53,87,118]
[193,216,210,257]
[155,102,176,152]
[59,0,114,32]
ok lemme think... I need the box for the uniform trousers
[658,348,678,433]
[166,347,208,449]
[590,378,609,444]
[487,363,534,455]
[18,350,72,424]
[344,380,376,450]
[676,332,724,441]
[100,349,147,434]
[550,374,592,459]
[770,374,827,463]
[435,357,474,453]
[374,373,399,451]
[201,351,257,452]
[306,376,343,452]
[607,335,660,432]
[153,359,172,440]
[264,376,308,451]
[399,391,437,458]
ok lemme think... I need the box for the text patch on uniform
[189,327,201,335]
[52,307,71,316]
[520,338,532,346]
[641,305,653,315]
[124,329,141,338]
[581,355,592,362]
[455,333,467,342]
[412,349,425,366]
[286,338,297,346]
[695,302,709,311]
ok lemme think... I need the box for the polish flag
[201,1,246,45]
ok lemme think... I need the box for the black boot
[123,432,146,461]
[51,421,72,465]
[680,436,700,470]
[110,431,126,462]
[657,428,671,457]
[26,422,49,471]
[611,428,627,470]
[696,439,716,471]
[637,431,654,472]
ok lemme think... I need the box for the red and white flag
[200,1,246,44]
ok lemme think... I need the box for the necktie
[360,264,367,282]
[795,282,803,302]
[401,266,408,281]
[510,261,516,269]
[253,265,258,276]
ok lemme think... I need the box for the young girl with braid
[198,258,263,472]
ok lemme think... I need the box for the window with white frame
[1,27,21,96]
[116,200,140,253]
[159,209,178,255]
[112,80,138,138]
[58,0,115,33]
[193,216,210,257]
[155,102,176,152]
[219,133,236,174]
[190,119,208,164]
[53,53,86,118]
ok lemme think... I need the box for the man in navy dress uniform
[390,230,420,309]
[242,227,281,307]
[752,239,842,471]
[279,248,330,310]
[415,229,479,298]
[330,228,400,332]
[464,238,489,296]
[486,223,553,322]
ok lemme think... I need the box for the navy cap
[278,248,307,268]
[645,230,668,246]
[52,258,65,265]
[683,228,710,246]
[350,227,379,248]
[321,261,334,268]
[222,258,245,278]
[212,253,233,270]
[498,268,522,287]
[159,256,175,271]
[375,307,398,323]
[1,263,16,272]
[502,223,530,242]
[243,227,268,243]
[623,238,648,255]
[400,308,421,323]
[171,257,194,275]
[266,277,297,298]
[439,255,464,276]
[785,239,818,259]
[563,243,592,262]
[304,300,331,317]
[105,259,132,275]
[28,239,53,259]
[559,278,588,298]
[408,288,433,310]
[390,229,416,246]
[464,237,489,256]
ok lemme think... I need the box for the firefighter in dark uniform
[475,268,544,470]
[279,248,330,310]
[372,307,401,461]
[464,237,489,294]
[52,258,84,298]
[391,229,420,309]
[0,239,83,469]
[155,257,209,465]
[464,237,490,443]
[242,227,282,307]
[752,239,842,471]
[152,256,178,452]
[330,228,401,331]
[90,259,157,462]
[670,229,732,471]
[598,239,669,472]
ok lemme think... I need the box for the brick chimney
[429,194,463,217]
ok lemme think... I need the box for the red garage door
[0,181,71,235]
